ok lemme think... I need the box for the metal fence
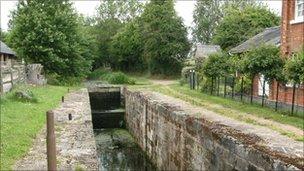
[188,70,304,117]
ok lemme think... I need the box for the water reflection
[94,129,157,171]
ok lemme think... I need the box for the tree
[192,0,256,44]
[0,29,8,44]
[7,0,92,78]
[212,4,280,50]
[92,0,144,69]
[201,52,230,78]
[284,50,304,84]
[109,18,145,72]
[141,0,190,75]
[192,0,221,44]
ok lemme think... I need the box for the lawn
[0,85,78,170]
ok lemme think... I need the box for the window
[296,0,304,17]
[292,0,304,24]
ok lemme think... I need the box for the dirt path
[150,79,176,86]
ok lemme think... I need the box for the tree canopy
[141,0,190,75]
[7,0,92,78]
[212,4,280,50]
[284,50,304,84]
[241,45,285,82]
[201,52,230,78]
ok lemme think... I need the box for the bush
[87,68,111,80]
[46,73,83,86]
[106,72,136,85]
[284,50,304,84]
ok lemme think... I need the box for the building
[230,0,304,107]
[194,43,221,59]
[271,0,304,106]
[0,41,17,67]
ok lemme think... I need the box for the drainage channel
[89,86,157,171]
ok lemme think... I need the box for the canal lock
[89,86,157,170]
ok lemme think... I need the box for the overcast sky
[1,0,282,32]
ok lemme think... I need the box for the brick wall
[124,88,303,170]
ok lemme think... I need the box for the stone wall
[124,88,304,171]
[0,64,26,93]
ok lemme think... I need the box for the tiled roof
[0,41,16,55]
[195,43,221,58]
[229,26,281,54]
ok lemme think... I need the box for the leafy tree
[212,4,280,50]
[93,0,143,69]
[201,52,230,78]
[241,45,284,82]
[0,29,8,44]
[109,18,145,72]
[284,50,304,84]
[192,0,256,44]
[192,0,221,44]
[141,0,190,75]
[7,0,92,78]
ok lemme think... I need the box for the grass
[0,84,79,170]
[132,82,303,141]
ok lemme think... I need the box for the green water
[94,129,157,171]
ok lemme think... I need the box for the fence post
[196,73,199,90]
[10,69,14,88]
[232,77,235,99]
[224,76,227,98]
[275,81,279,111]
[46,110,57,171]
[241,77,244,101]
[217,77,220,96]
[250,77,254,104]
[192,71,196,90]
[291,83,296,115]
[211,77,214,95]
[189,70,192,90]
[262,79,266,107]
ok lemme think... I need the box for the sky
[1,0,282,32]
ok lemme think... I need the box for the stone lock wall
[124,88,303,171]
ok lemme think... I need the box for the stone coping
[124,88,304,170]
[14,88,99,170]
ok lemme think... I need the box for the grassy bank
[0,85,78,170]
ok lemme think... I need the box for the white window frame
[291,0,304,24]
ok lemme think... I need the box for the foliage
[109,19,145,71]
[241,45,285,82]
[235,76,252,94]
[212,4,280,50]
[0,85,76,170]
[92,0,144,69]
[140,0,191,75]
[0,29,9,44]
[7,0,92,79]
[46,73,84,86]
[87,68,135,85]
[201,52,230,78]
[13,90,38,103]
[192,0,257,44]
[192,0,221,43]
[106,72,136,85]
[284,50,304,84]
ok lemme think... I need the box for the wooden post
[61,96,64,103]
[211,77,214,95]
[262,79,266,107]
[189,70,192,90]
[46,110,57,171]
[232,77,235,99]
[275,81,279,111]
[250,77,254,104]
[291,84,296,115]
[217,77,220,96]
[10,69,14,88]
[224,77,227,98]
[241,77,244,101]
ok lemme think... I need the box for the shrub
[284,50,304,84]
[87,68,111,80]
[106,72,136,85]
[46,73,83,86]
[201,52,230,78]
